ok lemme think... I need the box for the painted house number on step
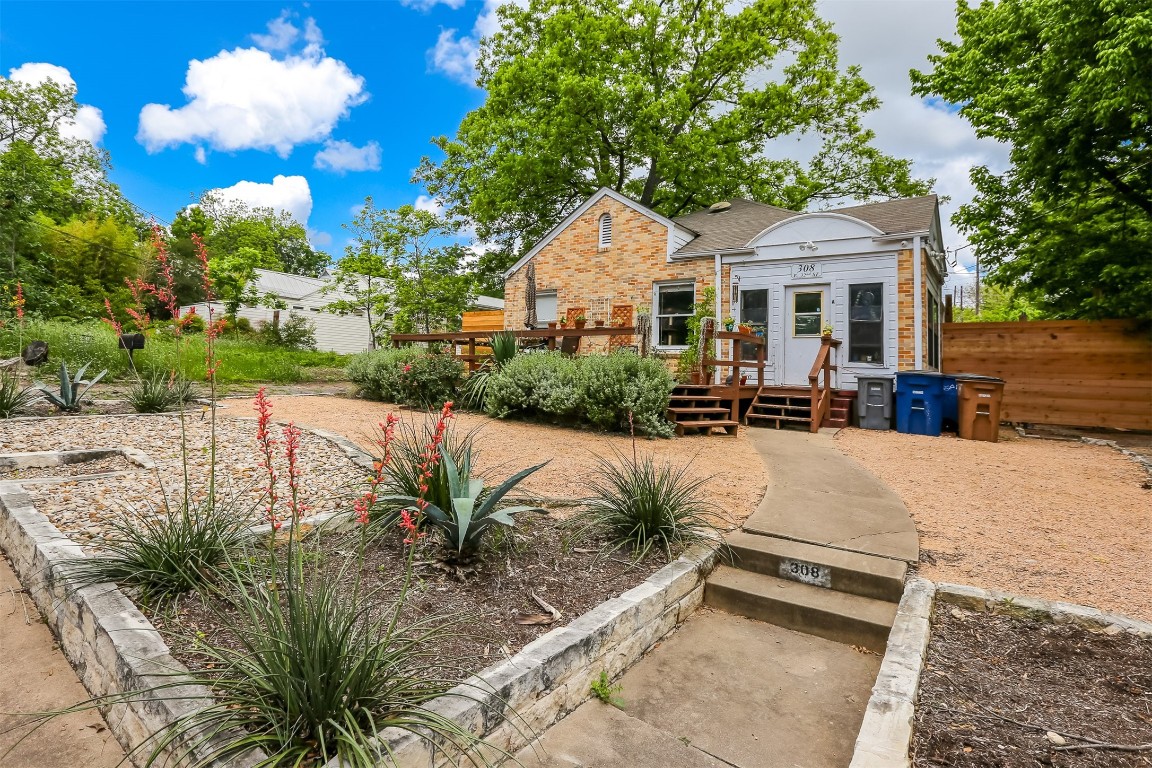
[779,559,831,588]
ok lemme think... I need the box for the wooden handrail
[807,337,842,433]
[391,327,640,370]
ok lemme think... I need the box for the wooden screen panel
[941,320,1152,430]
[609,304,633,351]
[462,310,504,332]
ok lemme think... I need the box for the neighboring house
[182,268,505,355]
[502,188,947,389]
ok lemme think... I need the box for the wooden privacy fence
[462,310,505,332]
[942,320,1152,430]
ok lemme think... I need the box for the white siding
[183,299,374,355]
[730,251,899,389]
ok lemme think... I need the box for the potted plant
[724,317,736,332]
[594,319,605,327]
[558,317,568,328]
[573,313,587,329]
[822,323,834,338]
[547,321,557,329]
[738,323,753,335]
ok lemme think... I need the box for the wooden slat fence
[462,310,505,332]
[942,320,1152,430]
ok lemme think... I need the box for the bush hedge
[484,351,674,437]
[346,346,463,408]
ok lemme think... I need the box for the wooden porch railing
[700,327,767,423]
[808,336,841,433]
[390,327,638,370]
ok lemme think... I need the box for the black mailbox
[118,333,146,351]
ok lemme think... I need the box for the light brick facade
[503,196,721,355]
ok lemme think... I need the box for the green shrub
[580,352,675,437]
[570,448,719,559]
[260,313,318,350]
[128,370,195,413]
[484,351,673,436]
[234,316,253,333]
[484,352,581,421]
[180,312,207,333]
[346,346,423,402]
[397,352,464,409]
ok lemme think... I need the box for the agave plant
[382,451,549,561]
[34,361,107,412]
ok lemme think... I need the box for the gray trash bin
[856,375,894,430]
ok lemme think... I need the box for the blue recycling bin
[942,377,959,432]
[895,372,948,436]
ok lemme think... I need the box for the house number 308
[792,263,820,278]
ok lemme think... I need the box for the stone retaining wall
[322,545,719,768]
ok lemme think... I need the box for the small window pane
[794,313,821,336]
[657,315,689,346]
[658,286,694,315]
[848,283,884,364]
[740,289,768,325]
[794,292,822,314]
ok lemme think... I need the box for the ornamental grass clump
[62,497,255,607]
[571,446,719,560]
[0,371,41,417]
[127,369,195,413]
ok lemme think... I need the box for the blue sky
[1,0,492,251]
[1,1,1007,288]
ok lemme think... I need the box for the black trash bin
[856,375,894,430]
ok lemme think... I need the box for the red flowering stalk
[102,298,123,335]
[204,313,226,381]
[191,233,215,301]
[352,413,400,526]
[13,281,24,321]
[282,422,310,528]
[148,225,179,319]
[410,400,454,534]
[254,388,281,534]
[123,278,153,333]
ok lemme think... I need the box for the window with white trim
[848,283,883,364]
[535,290,557,326]
[927,292,941,369]
[654,282,694,348]
[598,213,612,248]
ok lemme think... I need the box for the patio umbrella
[524,259,538,328]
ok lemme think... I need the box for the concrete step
[704,565,897,651]
[726,531,907,602]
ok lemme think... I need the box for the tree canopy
[912,0,1151,320]
[416,0,931,283]
[327,199,473,343]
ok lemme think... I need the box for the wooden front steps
[705,531,908,651]
[745,387,858,431]
[668,384,739,436]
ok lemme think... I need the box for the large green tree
[912,0,1151,320]
[416,0,931,283]
[327,199,473,342]
[197,192,329,277]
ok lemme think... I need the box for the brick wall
[504,196,719,355]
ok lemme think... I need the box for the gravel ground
[835,427,1152,621]
[251,395,769,530]
[0,412,366,545]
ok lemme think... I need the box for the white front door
[783,285,828,386]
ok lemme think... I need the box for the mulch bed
[913,604,1152,767]
[150,512,670,681]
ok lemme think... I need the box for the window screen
[536,290,557,324]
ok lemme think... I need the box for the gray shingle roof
[670,194,938,254]
[672,199,799,254]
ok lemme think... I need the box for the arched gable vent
[598,213,613,248]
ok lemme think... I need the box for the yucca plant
[570,448,719,559]
[33,361,107,412]
[0,371,42,418]
[128,369,195,413]
[137,556,494,768]
[63,498,256,607]
[462,332,517,410]
[382,450,548,561]
[490,331,518,366]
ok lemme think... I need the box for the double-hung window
[848,283,884,364]
[654,282,694,348]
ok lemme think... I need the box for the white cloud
[401,0,467,10]
[428,0,526,84]
[251,11,300,52]
[194,146,207,164]
[413,194,444,215]
[313,139,381,173]
[208,175,313,226]
[138,17,366,158]
[7,62,106,145]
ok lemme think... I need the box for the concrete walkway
[742,429,918,562]
[0,553,124,768]
[516,609,881,768]
[516,427,919,768]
